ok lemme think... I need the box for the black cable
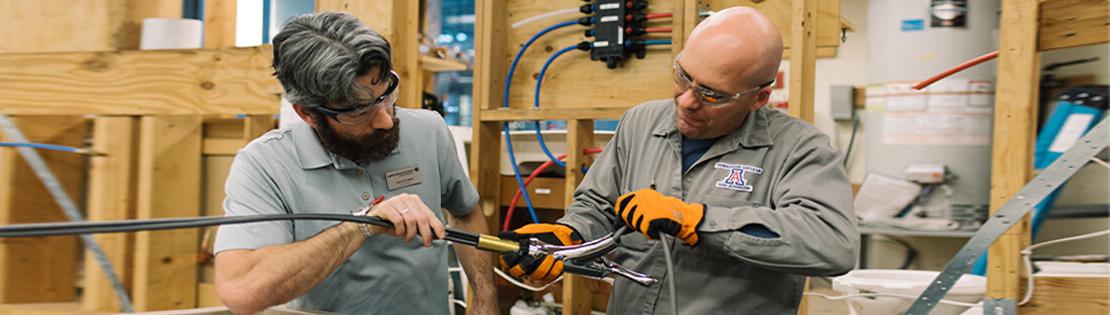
[0,214,482,247]
[843,115,860,168]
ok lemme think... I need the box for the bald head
[681,7,783,89]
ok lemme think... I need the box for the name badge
[385,165,422,190]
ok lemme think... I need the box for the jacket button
[361,192,370,200]
[356,169,365,177]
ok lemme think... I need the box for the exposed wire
[511,8,582,29]
[646,12,673,19]
[644,27,672,33]
[1019,229,1110,305]
[912,51,999,90]
[494,267,562,292]
[1090,157,1110,170]
[805,292,979,308]
[0,142,97,155]
[660,235,678,315]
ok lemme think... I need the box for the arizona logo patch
[714,162,763,192]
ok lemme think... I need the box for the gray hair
[272,12,392,110]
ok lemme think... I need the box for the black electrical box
[588,0,648,69]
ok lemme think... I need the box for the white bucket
[832,269,986,315]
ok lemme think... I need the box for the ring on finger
[399,208,411,215]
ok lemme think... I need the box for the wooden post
[83,117,140,312]
[204,0,238,48]
[988,0,1040,304]
[0,117,85,303]
[132,115,202,311]
[788,0,817,124]
[788,0,818,313]
[471,0,507,232]
[563,120,596,314]
[392,0,423,109]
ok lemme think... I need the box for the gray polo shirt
[214,108,478,315]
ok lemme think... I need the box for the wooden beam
[83,116,140,312]
[562,119,595,315]
[0,46,281,116]
[1019,276,1110,314]
[479,108,627,122]
[204,0,238,48]
[0,0,127,53]
[132,115,202,311]
[0,117,85,303]
[788,0,817,124]
[788,1,817,313]
[392,0,422,109]
[1038,0,1109,51]
[472,0,507,232]
[243,114,276,141]
[420,56,468,72]
[988,0,1040,303]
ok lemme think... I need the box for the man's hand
[615,189,705,246]
[498,223,581,283]
[364,193,446,247]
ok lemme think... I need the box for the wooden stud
[83,116,140,312]
[0,0,127,53]
[988,0,1040,303]
[787,0,817,313]
[0,116,85,303]
[204,0,238,48]
[392,0,423,109]
[0,47,281,116]
[788,0,817,124]
[562,119,595,315]
[479,108,628,122]
[1019,276,1110,314]
[472,0,508,232]
[132,115,202,311]
[1038,0,1109,51]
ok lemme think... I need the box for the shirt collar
[292,122,335,170]
[652,100,773,148]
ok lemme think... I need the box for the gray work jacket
[558,99,859,314]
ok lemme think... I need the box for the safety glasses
[314,71,400,125]
[673,58,774,107]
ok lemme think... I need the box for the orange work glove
[614,189,706,246]
[498,223,582,283]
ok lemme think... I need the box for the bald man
[497,7,858,314]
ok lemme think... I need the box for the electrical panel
[585,0,649,69]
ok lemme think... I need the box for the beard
[311,114,401,162]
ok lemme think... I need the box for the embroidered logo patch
[714,162,763,192]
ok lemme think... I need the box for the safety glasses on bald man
[673,56,774,107]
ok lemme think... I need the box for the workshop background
[0,0,1106,314]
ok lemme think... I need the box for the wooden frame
[989,0,1109,313]
[472,1,831,313]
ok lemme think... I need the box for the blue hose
[0,142,82,153]
[533,44,583,168]
[640,39,672,46]
[502,20,579,225]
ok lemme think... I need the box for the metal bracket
[905,117,1109,314]
[983,298,1017,315]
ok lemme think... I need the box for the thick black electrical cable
[0,214,482,247]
